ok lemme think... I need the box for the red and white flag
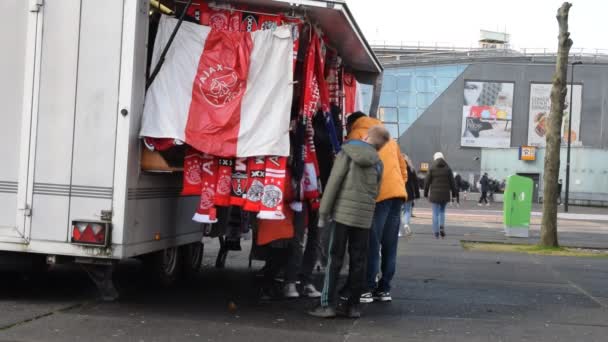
[141,15,293,158]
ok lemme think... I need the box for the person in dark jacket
[401,154,420,235]
[478,173,489,206]
[424,152,457,239]
[452,173,462,207]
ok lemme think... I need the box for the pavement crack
[0,302,86,331]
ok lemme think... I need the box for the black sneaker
[440,226,446,238]
[308,305,336,318]
[372,291,392,302]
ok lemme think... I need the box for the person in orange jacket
[346,112,407,303]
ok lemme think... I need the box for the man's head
[365,125,391,151]
[433,152,445,161]
[346,111,367,134]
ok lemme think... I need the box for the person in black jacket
[424,152,457,239]
[401,155,420,236]
[478,173,489,206]
[452,173,462,207]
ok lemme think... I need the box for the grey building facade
[368,49,608,204]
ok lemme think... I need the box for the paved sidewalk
[1,221,607,342]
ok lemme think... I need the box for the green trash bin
[503,175,533,237]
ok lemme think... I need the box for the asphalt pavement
[0,205,607,342]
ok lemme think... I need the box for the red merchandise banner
[215,158,234,206]
[185,30,253,157]
[193,154,219,223]
[243,156,266,212]
[230,157,248,206]
[343,72,357,114]
[257,156,287,220]
[240,12,259,32]
[258,15,282,31]
[182,147,203,196]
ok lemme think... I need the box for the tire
[181,243,204,278]
[145,247,182,287]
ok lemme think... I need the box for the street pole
[564,61,582,212]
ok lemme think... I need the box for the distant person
[424,152,457,239]
[401,154,420,236]
[557,179,563,205]
[452,173,462,207]
[309,125,388,319]
[478,173,490,206]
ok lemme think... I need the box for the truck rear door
[0,0,36,242]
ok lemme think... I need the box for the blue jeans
[431,202,447,235]
[367,198,404,292]
[403,201,413,225]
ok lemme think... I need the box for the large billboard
[527,83,583,146]
[461,81,514,148]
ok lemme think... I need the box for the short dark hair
[367,125,391,150]
[346,111,367,130]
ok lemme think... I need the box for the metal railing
[369,41,608,66]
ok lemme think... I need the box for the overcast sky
[348,0,608,52]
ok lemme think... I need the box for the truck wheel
[146,247,182,287]
[181,243,204,278]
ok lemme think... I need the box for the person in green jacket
[309,125,390,319]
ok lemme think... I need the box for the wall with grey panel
[398,62,608,178]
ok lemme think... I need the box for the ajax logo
[198,64,243,107]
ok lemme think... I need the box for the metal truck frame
[0,0,381,298]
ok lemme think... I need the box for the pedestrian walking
[478,173,490,206]
[424,152,457,239]
[452,173,462,207]
[309,125,389,319]
[346,113,408,304]
[401,154,420,236]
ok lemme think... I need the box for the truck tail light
[71,221,111,247]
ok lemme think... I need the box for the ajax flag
[141,15,293,157]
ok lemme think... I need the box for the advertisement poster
[527,83,582,146]
[461,81,514,148]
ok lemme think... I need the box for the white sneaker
[283,283,300,299]
[486,203,491,207]
[360,292,374,304]
[302,284,321,298]
[477,203,483,207]
[398,224,409,237]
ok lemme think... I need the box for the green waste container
[503,175,533,237]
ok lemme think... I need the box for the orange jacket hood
[347,116,408,202]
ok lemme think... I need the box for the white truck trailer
[0,0,381,298]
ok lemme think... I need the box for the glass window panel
[398,107,417,123]
[384,68,398,76]
[378,107,398,122]
[383,75,397,91]
[416,92,435,108]
[395,67,413,76]
[379,91,397,107]
[398,124,409,136]
[397,75,412,91]
[435,65,459,77]
[397,91,415,107]
[415,67,435,76]
[416,76,435,92]
[384,123,399,139]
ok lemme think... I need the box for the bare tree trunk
[540,2,573,247]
